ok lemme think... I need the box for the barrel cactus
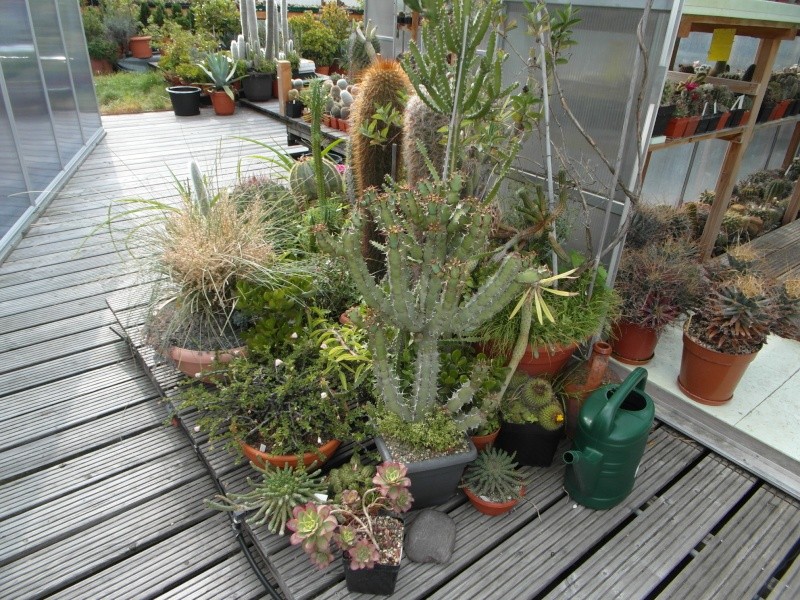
[288,156,343,205]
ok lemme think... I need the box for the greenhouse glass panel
[0,79,29,241]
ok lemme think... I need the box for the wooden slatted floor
[2,107,800,599]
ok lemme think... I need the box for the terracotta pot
[323,114,331,127]
[209,90,236,115]
[683,115,701,137]
[741,110,751,125]
[470,428,500,453]
[664,116,689,138]
[715,111,731,130]
[128,35,152,59]
[90,58,113,75]
[240,438,341,470]
[611,321,659,365]
[316,65,330,75]
[168,345,246,379]
[339,120,349,133]
[677,331,759,405]
[771,99,792,120]
[516,342,578,377]
[464,485,524,516]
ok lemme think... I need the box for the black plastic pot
[342,555,400,595]
[242,72,273,102]
[757,102,775,123]
[286,100,303,118]
[166,86,201,116]
[696,114,720,134]
[728,108,746,127]
[652,104,675,137]
[496,421,562,467]
[375,436,477,508]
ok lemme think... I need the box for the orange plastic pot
[464,486,524,516]
[664,116,689,138]
[611,321,659,365]
[240,438,341,470]
[128,36,152,59]
[677,332,758,405]
[516,342,578,377]
[168,345,246,379]
[470,428,500,453]
[210,90,236,115]
[683,115,701,137]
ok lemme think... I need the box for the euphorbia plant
[287,462,413,570]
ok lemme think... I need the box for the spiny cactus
[462,446,524,503]
[502,374,564,430]
[205,463,327,535]
[288,156,342,205]
[326,454,375,502]
[349,59,412,273]
[348,20,380,78]
[315,175,535,425]
[403,93,448,187]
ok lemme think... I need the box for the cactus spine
[316,176,532,424]
[403,94,448,187]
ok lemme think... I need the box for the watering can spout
[563,447,603,496]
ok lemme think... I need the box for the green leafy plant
[192,0,241,45]
[207,463,327,535]
[197,51,243,99]
[82,7,118,63]
[326,454,375,503]
[287,462,412,569]
[462,446,524,503]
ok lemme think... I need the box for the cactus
[316,175,535,424]
[350,60,412,273]
[340,106,350,121]
[462,446,524,503]
[403,94,449,187]
[189,160,211,216]
[326,454,375,502]
[330,103,342,119]
[292,78,304,90]
[288,157,343,205]
[348,20,380,78]
[337,78,348,90]
[287,88,299,101]
[265,0,277,62]
[340,90,353,107]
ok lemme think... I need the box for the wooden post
[410,11,420,44]
[783,178,800,225]
[781,121,800,171]
[276,60,291,117]
[698,37,781,260]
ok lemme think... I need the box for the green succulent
[206,463,327,535]
[326,454,375,503]
[462,446,524,503]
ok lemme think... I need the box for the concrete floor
[627,319,800,466]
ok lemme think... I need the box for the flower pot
[652,104,675,137]
[696,114,720,134]
[515,342,578,377]
[771,99,792,120]
[166,86,201,116]
[168,344,246,379]
[323,114,331,127]
[316,65,331,75]
[741,110,751,125]
[240,438,341,470]
[329,117,338,129]
[683,115,701,137]
[375,435,477,508]
[90,58,114,75]
[715,111,731,130]
[128,35,152,59]
[611,320,659,365]
[463,485,524,516]
[286,100,303,118]
[342,554,400,595]
[470,428,500,453]
[664,116,689,138]
[339,120,349,132]
[757,102,775,123]
[242,72,273,102]
[209,90,236,116]
[496,421,562,467]
[677,331,759,406]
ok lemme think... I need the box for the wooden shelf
[665,71,759,95]
[650,125,746,151]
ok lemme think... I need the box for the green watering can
[563,367,655,510]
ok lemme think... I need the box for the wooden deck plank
[0,373,157,451]
[46,514,240,600]
[542,455,756,599]
[0,307,116,353]
[0,477,216,599]
[0,445,206,567]
[0,426,187,520]
[154,552,268,600]
[658,485,800,599]
[771,548,800,599]
[0,398,166,483]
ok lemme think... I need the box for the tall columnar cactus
[265,0,277,62]
[316,176,533,425]
[403,94,449,187]
[350,59,412,272]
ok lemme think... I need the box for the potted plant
[234,0,278,102]
[206,463,327,534]
[100,0,138,58]
[128,1,153,59]
[495,374,565,467]
[298,24,338,74]
[678,256,800,405]
[653,80,677,137]
[197,51,244,116]
[177,319,361,468]
[82,7,118,75]
[611,204,703,364]
[461,447,525,516]
[287,462,413,595]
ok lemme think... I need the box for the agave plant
[287,462,413,570]
[197,51,242,99]
[462,446,524,503]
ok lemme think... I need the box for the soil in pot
[240,438,341,470]
[677,330,759,405]
[463,485,524,516]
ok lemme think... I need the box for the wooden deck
[2,108,800,599]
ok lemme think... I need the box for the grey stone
[405,509,456,564]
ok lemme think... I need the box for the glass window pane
[0,0,62,191]
[0,81,29,241]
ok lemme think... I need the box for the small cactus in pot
[462,446,524,515]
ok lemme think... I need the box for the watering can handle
[594,367,648,438]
